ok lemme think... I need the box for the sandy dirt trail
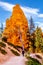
[1,55,26,65]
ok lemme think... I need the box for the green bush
[0,48,7,55]
[26,57,41,65]
[7,42,22,52]
[2,37,7,42]
[10,48,20,56]
[7,42,17,48]
[0,42,6,48]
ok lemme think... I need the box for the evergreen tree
[0,23,3,38]
[35,26,43,52]
[29,16,35,34]
[29,16,35,53]
[0,23,3,33]
[1,23,3,33]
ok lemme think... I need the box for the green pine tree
[35,26,43,53]
[29,16,35,34]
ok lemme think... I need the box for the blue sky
[0,0,43,30]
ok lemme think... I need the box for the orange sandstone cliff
[3,4,29,49]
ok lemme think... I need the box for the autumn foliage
[3,4,29,49]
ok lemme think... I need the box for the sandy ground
[0,40,22,65]
[0,55,26,65]
[0,40,43,65]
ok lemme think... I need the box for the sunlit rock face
[3,4,29,48]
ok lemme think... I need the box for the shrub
[0,42,6,48]
[10,48,20,56]
[0,48,7,55]
[26,57,41,65]
[7,42,22,52]
[2,37,7,42]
